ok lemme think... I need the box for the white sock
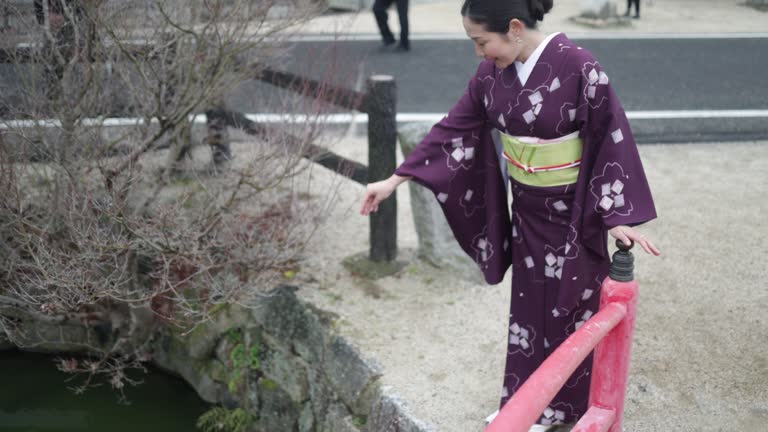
[484,409,499,424]
[485,410,553,431]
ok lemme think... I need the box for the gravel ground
[291,133,768,432]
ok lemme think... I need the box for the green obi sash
[499,131,583,187]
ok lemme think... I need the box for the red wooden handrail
[573,406,615,432]
[485,300,627,432]
[576,277,639,432]
[485,250,639,432]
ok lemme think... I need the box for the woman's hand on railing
[360,175,410,216]
[608,225,661,256]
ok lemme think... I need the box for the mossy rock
[206,359,229,384]
[342,251,408,280]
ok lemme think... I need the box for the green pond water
[0,351,210,432]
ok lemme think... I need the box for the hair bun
[528,0,554,22]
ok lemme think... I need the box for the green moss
[228,369,243,394]
[230,343,246,368]
[226,328,243,345]
[352,416,367,427]
[196,407,252,432]
[259,378,278,391]
[405,265,421,275]
[248,345,260,370]
[341,251,408,280]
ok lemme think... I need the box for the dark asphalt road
[227,37,768,143]
[2,37,765,143]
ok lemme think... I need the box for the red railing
[486,241,638,432]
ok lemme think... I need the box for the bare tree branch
[0,0,350,396]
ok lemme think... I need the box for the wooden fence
[0,39,400,263]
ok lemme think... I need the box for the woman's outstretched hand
[608,225,661,256]
[360,175,410,216]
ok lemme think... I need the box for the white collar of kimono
[514,32,561,86]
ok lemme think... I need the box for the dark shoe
[633,14,640,19]
[377,39,395,51]
[396,42,410,52]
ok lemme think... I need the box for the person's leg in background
[395,0,410,51]
[624,0,640,18]
[373,0,396,47]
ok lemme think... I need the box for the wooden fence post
[366,75,397,262]
[205,104,232,165]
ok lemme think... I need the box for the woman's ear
[507,18,524,39]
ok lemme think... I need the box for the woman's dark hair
[461,0,553,33]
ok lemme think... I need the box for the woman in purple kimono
[361,0,660,428]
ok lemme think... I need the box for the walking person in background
[34,0,86,31]
[1,2,11,32]
[361,0,660,429]
[373,0,410,51]
[625,0,640,19]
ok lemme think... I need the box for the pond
[0,350,210,432]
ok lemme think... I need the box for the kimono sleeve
[395,62,512,284]
[575,59,658,257]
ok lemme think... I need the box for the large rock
[256,378,301,432]
[251,286,334,366]
[185,303,251,359]
[366,389,437,432]
[321,403,363,432]
[258,332,311,403]
[572,0,631,28]
[327,0,364,11]
[398,123,485,284]
[579,0,618,18]
[324,335,382,416]
[306,366,335,428]
[4,322,94,354]
[298,401,315,432]
[151,328,229,403]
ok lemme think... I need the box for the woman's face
[463,17,520,69]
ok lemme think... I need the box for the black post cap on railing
[609,239,635,282]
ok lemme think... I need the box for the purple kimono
[395,33,656,424]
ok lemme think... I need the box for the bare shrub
[0,0,348,396]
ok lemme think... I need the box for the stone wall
[0,285,436,432]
